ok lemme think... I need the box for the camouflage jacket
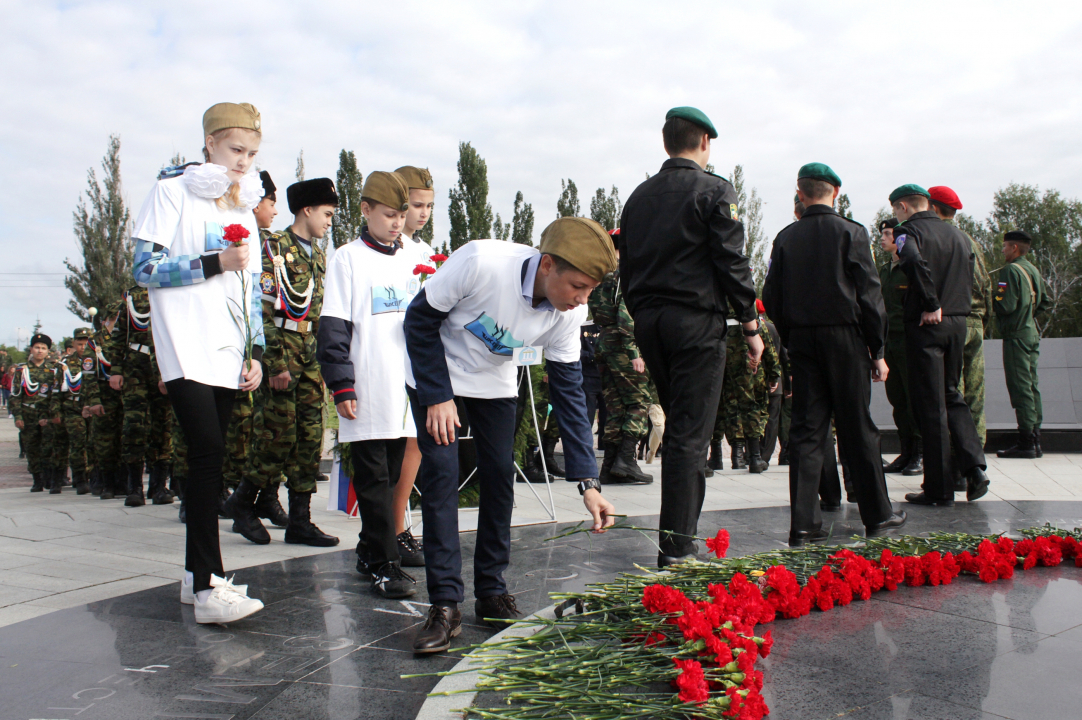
[724,323,781,392]
[51,346,100,413]
[9,359,58,420]
[105,286,156,378]
[258,228,326,377]
[588,271,640,359]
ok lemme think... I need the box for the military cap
[73,328,92,340]
[361,172,410,212]
[538,217,618,283]
[798,162,842,187]
[287,178,338,215]
[30,333,51,348]
[879,217,899,231]
[394,166,434,191]
[260,171,277,202]
[665,106,717,139]
[928,186,962,210]
[1004,230,1034,245]
[202,102,261,137]
[889,184,930,205]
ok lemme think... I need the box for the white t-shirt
[402,231,436,269]
[131,176,262,388]
[321,239,418,442]
[406,240,587,399]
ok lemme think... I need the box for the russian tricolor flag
[326,458,359,517]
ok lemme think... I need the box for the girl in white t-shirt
[131,103,266,625]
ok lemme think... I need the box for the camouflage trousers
[598,348,651,445]
[720,381,771,442]
[248,353,324,492]
[19,403,55,474]
[120,353,172,464]
[91,385,124,473]
[958,319,987,446]
[222,392,253,491]
[51,411,69,475]
[171,408,187,478]
[57,402,90,473]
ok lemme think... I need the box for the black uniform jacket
[895,210,974,322]
[618,158,757,323]
[761,204,887,359]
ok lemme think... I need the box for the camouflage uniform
[247,229,326,493]
[588,271,650,445]
[88,321,124,497]
[222,391,253,492]
[51,335,99,490]
[721,324,780,442]
[10,359,59,486]
[957,235,992,446]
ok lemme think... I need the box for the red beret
[928,186,962,210]
[608,228,620,236]
[755,298,765,314]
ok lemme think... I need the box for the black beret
[879,218,899,231]
[30,333,51,348]
[260,171,276,202]
[1004,230,1033,245]
[287,178,338,215]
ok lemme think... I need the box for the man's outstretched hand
[583,488,616,532]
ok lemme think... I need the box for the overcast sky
[2,0,1081,346]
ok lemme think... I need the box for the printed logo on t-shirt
[372,286,408,314]
[465,312,524,356]
[204,222,229,251]
[408,278,420,295]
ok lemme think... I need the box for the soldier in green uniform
[51,328,100,495]
[994,230,1051,458]
[89,302,125,499]
[929,187,993,456]
[587,228,651,485]
[877,217,923,476]
[224,177,338,547]
[12,335,59,492]
[721,305,780,474]
[106,286,174,507]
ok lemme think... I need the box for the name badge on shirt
[513,345,543,366]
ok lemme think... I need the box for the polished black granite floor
[3,501,1082,719]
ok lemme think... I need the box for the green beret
[394,166,434,191]
[361,172,409,212]
[73,328,92,340]
[889,184,930,204]
[538,217,618,283]
[665,106,717,139]
[798,162,841,187]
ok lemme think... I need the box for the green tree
[331,150,363,249]
[836,193,854,219]
[589,186,622,231]
[511,191,535,245]
[492,213,511,240]
[704,163,716,174]
[448,141,493,250]
[731,165,767,291]
[295,150,305,182]
[65,134,132,323]
[557,179,580,218]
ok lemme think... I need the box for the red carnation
[707,529,731,558]
[673,658,710,705]
[223,223,250,244]
[642,584,690,615]
[413,264,437,276]
[430,253,448,263]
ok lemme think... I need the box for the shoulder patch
[730,204,740,221]
[260,271,276,294]
[82,357,94,372]
[895,234,907,252]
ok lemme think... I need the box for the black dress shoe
[966,468,990,502]
[370,561,416,599]
[819,501,842,512]
[866,511,907,537]
[658,552,697,568]
[475,593,522,629]
[789,528,830,547]
[413,604,462,654]
[904,491,954,507]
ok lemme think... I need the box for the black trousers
[351,438,406,566]
[582,368,603,434]
[633,305,726,556]
[904,317,986,499]
[787,326,893,533]
[407,387,517,604]
[166,379,235,593]
[762,393,783,458]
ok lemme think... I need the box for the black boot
[284,489,340,546]
[997,429,1036,459]
[149,461,174,505]
[30,471,44,492]
[88,468,103,496]
[517,448,551,483]
[169,469,184,501]
[48,466,62,494]
[597,442,618,484]
[708,440,723,470]
[73,470,91,495]
[778,441,789,466]
[254,483,289,528]
[730,441,747,470]
[99,467,117,499]
[541,437,565,478]
[222,479,270,544]
[124,461,145,506]
[842,462,856,503]
[901,439,924,476]
[883,437,912,474]
[609,435,652,484]
[217,484,233,518]
[747,437,769,474]
[1033,428,1044,458]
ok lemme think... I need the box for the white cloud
[1,0,1081,342]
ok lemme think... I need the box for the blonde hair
[202,127,262,210]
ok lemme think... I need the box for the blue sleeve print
[132,239,211,288]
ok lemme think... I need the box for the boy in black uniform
[762,164,904,545]
[890,185,988,505]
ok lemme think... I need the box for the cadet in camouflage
[89,302,125,499]
[11,334,59,492]
[50,327,100,495]
[721,316,780,474]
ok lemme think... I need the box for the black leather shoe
[904,491,954,507]
[866,511,907,537]
[966,468,990,502]
[658,552,696,569]
[475,593,522,629]
[819,501,842,512]
[789,528,830,547]
[397,529,425,567]
[413,604,462,655]
[370,561,416,599]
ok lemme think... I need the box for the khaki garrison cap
[538,217,618,283]
[73,328,92,340]
[394,166,434,190]
[202,102,262,137]
[361,172,410,212]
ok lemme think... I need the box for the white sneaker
[193,575,263,624]
[181,573,246,605]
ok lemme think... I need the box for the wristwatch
[577,478,602,496]
[742,319,760,336]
